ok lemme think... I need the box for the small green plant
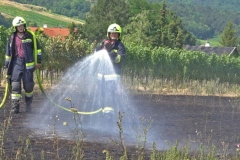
[135,117,153,160]
[103,149,113,160]
[41,150,45,160]
[0,107,12,160]
[15,136,34,160]
[107,111,128,159]
[150,142,161,159]
[63,97,85,160]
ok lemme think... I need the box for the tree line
[9,0,240,41]
[0,14,10,28]
[14,0,91,20]
[149,0,240,39]
[1,26,240,85]
[79,0,196,49]
[0,0,238,63]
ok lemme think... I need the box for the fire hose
[30,30,113,114]
[0,30,113,114]
[0,78,9,109]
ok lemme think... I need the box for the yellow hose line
[0,82,9,109]
[30,30,105,115]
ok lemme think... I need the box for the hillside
[5,0,240,40]
[148,0,240,40]
[1,0,239,46]
[0,0,84,28]
[149,0,240,11]
[14,0,91,20]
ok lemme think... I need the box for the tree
[68,22,76,35]
[150,1,170,47]
[68,22,84,38]
[0,13,11,28]
[126,0,196,48]
[82,0,130,43]
[151,0,196,48]
[219,21,238,47]
[28,21,38,27]
[128,0,151,17]
[0,26,9,66]
[123,11,153,47]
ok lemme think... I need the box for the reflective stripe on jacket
[97,73,120,81]
[5,30,42,75]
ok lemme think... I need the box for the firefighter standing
[5,16,42,114]
[95,23,126,111]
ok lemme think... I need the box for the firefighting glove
[110,49,118,58]
[103,39,114,53]
[110,50,121,63]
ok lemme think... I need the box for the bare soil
[1,87,240,159]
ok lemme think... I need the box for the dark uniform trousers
[11,56,34,109]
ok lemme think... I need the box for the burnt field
[1,88,240,159]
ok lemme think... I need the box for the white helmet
[12,16,26,27]
[107,23,122,39]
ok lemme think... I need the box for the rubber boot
[11,99,20,114]
[25,96,32,113]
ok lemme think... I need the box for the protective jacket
[5,29,42,75]
[95,39,126,75]
[95,39,126,110]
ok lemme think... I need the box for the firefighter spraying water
[1,21,140,144]
[0,22,132,134]
[95,23,126,119]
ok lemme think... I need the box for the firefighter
[95,23,126,113]
[5,16,42,114]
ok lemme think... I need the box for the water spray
[0,30,113,114]
[29,30,113,115]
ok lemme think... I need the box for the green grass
[0,5,72,28]
[50,12,85,24]
[199,36,221,46]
